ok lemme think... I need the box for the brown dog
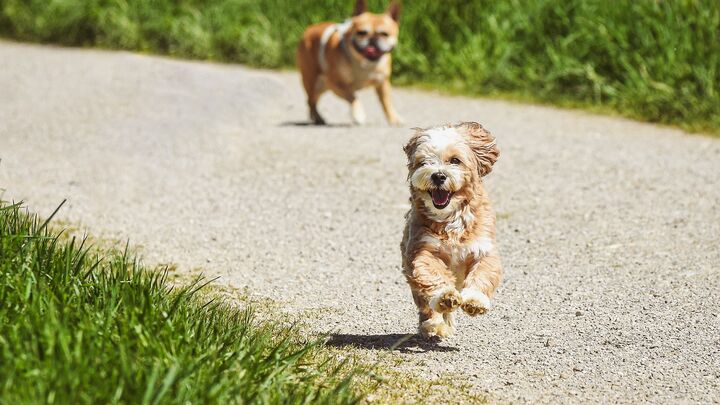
[296,0,402,125]
[401,122,502,338]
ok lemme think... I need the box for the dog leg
[299,68,326,125]
[414,291,455,338]
[375,79,403,125]
[461,253,502,316]
[405,249,461,337]
[308,77,327,125]
[331,88,365,125]
[309,101,325,125]
[350,98,366,125]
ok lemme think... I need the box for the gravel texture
[1,41,719,404]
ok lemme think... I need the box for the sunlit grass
[0,200,367,404]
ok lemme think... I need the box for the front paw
[351,113,366,126]
[460,288,492,316]
[419,316,454,338]
[430,288,462,314]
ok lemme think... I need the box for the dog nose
[431,172,447,185]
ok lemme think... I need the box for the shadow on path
[278,121,351,128]
[326,333,459,353]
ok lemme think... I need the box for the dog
[401,122,502,338]
[296,0,402,126]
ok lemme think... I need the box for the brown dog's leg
[329,86,365,125]
[461,253,502,316]
[297,41,326,125]
[404,249,460,337]
[375,79,402,125]
[303,74,326,125]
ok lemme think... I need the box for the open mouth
[354,42,385,61]
[429,189,452,209]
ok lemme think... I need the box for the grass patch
[0,0,718,133]
[0,200,369,404]
[0,199,487,403]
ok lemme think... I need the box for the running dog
[296,0,402,125]
[401,122,502,338]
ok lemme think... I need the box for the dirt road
[1,41,718,403]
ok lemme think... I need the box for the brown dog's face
[404,123,499,222]
[346,0,400,62]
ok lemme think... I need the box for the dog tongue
[431,190,450,205]
[364,45,381,58]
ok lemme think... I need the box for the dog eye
[378,32,389,37]
[356,30,369,36]
[450,157,462,165]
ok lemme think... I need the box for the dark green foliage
[0,0,717,132]
[0,200,364,404]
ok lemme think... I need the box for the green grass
[0,0,718,133]
[0,200,369,404]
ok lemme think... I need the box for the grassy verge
[0,200,487,404]
[0,200,368,404]
[0,0,717,133]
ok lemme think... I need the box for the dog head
[403,122,499,221]
[345,0,400,62]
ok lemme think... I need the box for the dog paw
[388,115,404,126]
[429,288,462,314]
[351,102,366,125]
[351,110,366,125]
[419,316,454,339]
[460,288,492,316]
[310,111,326,125]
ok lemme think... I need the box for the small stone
[575,311,583,317]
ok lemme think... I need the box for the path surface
[1,41,719,404]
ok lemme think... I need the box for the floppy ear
[403,129,422,162]
[353,0,367,16]
[458,122,499,177]
[386,0,401,22]
[403,129,424,178]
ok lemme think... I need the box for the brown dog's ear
[386,0,401,22]
[353,0,367,16]
[458,122,499,177]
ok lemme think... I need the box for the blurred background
[0,0,718,133]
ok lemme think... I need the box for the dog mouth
[353,42,385,61]
[429,189,452,209]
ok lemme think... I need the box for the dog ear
[458,122,499,177]
[353,0,367,16]
[386,0,401,22]
[403,129,424,177]
[403,129,422,161]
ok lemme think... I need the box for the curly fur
[400,122,502,338]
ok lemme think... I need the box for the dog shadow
[279,120,352,128]
[325,333,460,353]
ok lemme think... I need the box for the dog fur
[296,0,402,125]
[401,122,502,338]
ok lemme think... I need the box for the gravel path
[1,41,719,404]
